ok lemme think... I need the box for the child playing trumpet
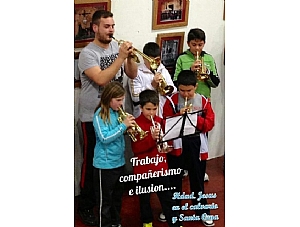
[130,89,182,227]
[93,81,136,227]
[129,42,177,118]
[163,70,216,227]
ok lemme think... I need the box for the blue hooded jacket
[93,107,127,169]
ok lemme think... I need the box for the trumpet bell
[138,129,148,140]
[150,62,159,71]
[196,72,209,81]
[117,106,147,142]
[158,85,174,96]
[157,77,174,96]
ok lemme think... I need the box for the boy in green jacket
[173,28,220,98]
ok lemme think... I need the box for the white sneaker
[183,170,188,177]
[202,219,215,227]
[158,212,166,222]
[204,173,209,182]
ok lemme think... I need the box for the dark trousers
[99,166,125,227]
[138,176,181,227]
[78,122,100,210]
[166,153,184,207]
[182,136,210,216]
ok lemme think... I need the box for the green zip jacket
[173,49,220,98]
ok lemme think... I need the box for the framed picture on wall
[74,0,111,48]
[156,32,185,75]
[152,0,189,30]
[223,0,225,20]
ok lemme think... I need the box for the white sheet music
[162,112,198,141]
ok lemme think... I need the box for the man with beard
[77,10,138,226]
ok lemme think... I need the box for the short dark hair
[143,42,160,58]
[177,70,197,87]
[187,28,206,43]
[139,90,159,107]
[92,10,113,25]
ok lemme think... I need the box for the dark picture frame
[152,0,189,30]
[223,0,225,20]
[156,32,185,75]
[74,0,111,48]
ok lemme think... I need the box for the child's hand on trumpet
[123,114,136,128]
[151,72,162,89]
[150,125,160,140]
[159,143,174,153]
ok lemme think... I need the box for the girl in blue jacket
[93,81,135,227]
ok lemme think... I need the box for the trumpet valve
[131,53,140,63]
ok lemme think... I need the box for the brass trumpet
[195,51,210,81]
[112,36,174,96]
[150,115,171,153]
[111,36,159,72]
[157,75,174,96]
[184,97,193,113]
[117,106,148,142]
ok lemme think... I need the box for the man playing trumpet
[77,9,138,226]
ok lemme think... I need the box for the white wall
[112,0,225,158]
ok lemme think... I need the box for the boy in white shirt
[128,42,177,118]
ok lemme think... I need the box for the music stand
[158,109,203,144]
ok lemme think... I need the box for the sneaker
[143,222,153,227]
[158,212,166,222]
[183,170,188,177]
[204,173,209,182]
[112,225,122,227]
[202,219,215,227]
[78,208,98,226]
